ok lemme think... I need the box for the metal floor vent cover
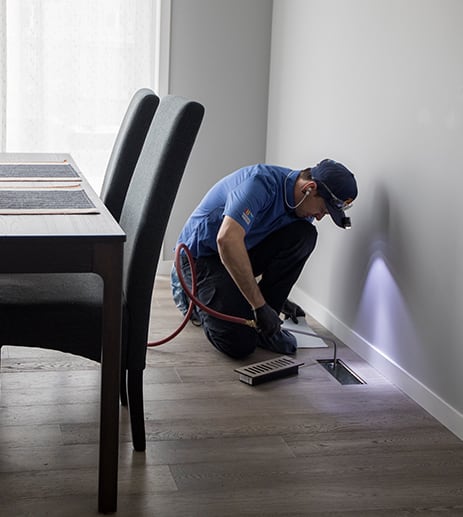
[235,356,304,385]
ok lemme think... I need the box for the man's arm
[216,215,265,309]
[217,215,281,336]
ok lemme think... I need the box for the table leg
[94,242,123,514]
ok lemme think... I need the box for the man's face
[294,192,329,221]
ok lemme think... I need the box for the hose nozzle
[246,319,258,328]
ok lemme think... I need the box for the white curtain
[2,0,157,191]
[0,0,6,150]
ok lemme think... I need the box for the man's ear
[302,180,317,193]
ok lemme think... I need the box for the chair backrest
[100,88,159,220]
[119,95,205,369]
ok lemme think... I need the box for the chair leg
[127,369,146,452]
[120,368,128,407]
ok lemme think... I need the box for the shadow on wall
[339,182,425,371]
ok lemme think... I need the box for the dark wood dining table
[0,153,126,513]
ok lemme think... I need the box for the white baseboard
[291,285,463,441]
[156,259,172,276]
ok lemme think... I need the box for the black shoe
[281,299,305,324]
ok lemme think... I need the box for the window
[0,0,168,191]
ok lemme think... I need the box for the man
[171,158,358,359]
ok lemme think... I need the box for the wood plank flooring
[1,275,463,516]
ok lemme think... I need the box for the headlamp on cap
[310,158,358,229]
[342,216,352,230]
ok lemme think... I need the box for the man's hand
[253,303,282,337]
[281,299,305,324]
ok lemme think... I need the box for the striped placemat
[0,189,99,214]
[0,162,81,181]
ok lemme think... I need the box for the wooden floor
[1,275,463,516]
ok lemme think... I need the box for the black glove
[281,299,305,324]
[253,303,282,337]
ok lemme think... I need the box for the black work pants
[181,220,318,358]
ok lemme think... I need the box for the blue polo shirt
[177,164,312,258]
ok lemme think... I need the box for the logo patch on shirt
[241,208,253,226]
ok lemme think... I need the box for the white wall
[162,0,273,260]
[267,0,463,437]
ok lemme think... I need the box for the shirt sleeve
[223,175,274,233]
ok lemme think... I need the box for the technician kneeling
[171,159,358,359]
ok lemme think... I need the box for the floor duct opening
[317,359,366,385]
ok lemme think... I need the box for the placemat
[0,162,80,181]
[0,189,99,214]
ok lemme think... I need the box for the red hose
[147,243,256,347]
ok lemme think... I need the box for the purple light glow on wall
[354,252,421,365]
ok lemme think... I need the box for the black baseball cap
[311,159,358,228]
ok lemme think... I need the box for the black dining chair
[101,87,159,409]
[100,88,159,221]
[118,95,204,450]
[0,94,205,459]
